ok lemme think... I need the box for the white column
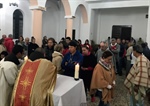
[30,6,46,47]
[65,16,75,39]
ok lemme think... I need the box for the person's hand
[107,85,112,89]
[65,62,68,66]
[74,62,77,65]
[81,67,88,71]
[112,81,116,87]
[81,67,85,70]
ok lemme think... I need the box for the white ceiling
[85,0,141,2]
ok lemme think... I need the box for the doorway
[65,29,76,40]
[112,25,132,40]
[13,9,23,39]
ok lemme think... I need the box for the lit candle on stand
[74,63,80,80]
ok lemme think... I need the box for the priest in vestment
[10,48,57,106]
[0,45,24,106]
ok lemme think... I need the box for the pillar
[30,6,46,47]
[65,16,75,39]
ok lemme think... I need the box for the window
[13,9,23,39]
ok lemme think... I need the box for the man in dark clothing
[61,40,83,77]
[45,38,55,61]
[28,37,39,56]
[117,38,126,75]
[141,42,150,61]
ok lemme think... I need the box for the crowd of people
[0,34,150,106]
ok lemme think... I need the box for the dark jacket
[119,43,125,57]
[45,46,54,61]
[81,53,97,71]
[143,47,150,61]
[28,42,39,56]
[42,39,47,48]
[61,50,83,77]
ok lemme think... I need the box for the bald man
[25,37,30,45]
[95,41,108,62]
[24,37,30,56]
[95,41,117,72]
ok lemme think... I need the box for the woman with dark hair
[90,50,116,106]
[45,38,55,61]
[15,36,25,46]
[0,51,8,60]
[84,39,92,52]
[59,41,69,56]
[0,39,6,53]
[28,37,39,56]
[80,45,97,99]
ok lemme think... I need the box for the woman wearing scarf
[90,51,116,106]
[80,45,97,101]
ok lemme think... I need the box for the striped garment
[124,55,150,100]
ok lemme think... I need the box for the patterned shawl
[124,55,150,100]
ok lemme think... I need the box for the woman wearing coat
[52,44,63,74]
[90,50,116,106]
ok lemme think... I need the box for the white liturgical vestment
[0,60,18,106]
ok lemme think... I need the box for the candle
[74,63,79,80]
[24,56,28,61]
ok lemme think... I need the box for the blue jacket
[61,51,83,71]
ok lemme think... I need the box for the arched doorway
[13,9,23,39]
[42,0,66,41]
[73,4,88,40]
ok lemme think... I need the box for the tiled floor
[87,70,150,106]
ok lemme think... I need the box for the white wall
[0,0,32,39]
[91,7,148,43]
[86,0,147,2]
[73,5,90,43]
[90,10,99,43]
[0,8,2,36]
[73,6,81,40]
[42,0,66,42]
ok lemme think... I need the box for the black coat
[81,53,97,71]
[44,46,54,61]
[143,47,150,61]
[28,42,39,56]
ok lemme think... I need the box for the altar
[53,75,87,106]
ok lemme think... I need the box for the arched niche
[42,0,66,41]
[73,4,88,40]
[13,9,23,39]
